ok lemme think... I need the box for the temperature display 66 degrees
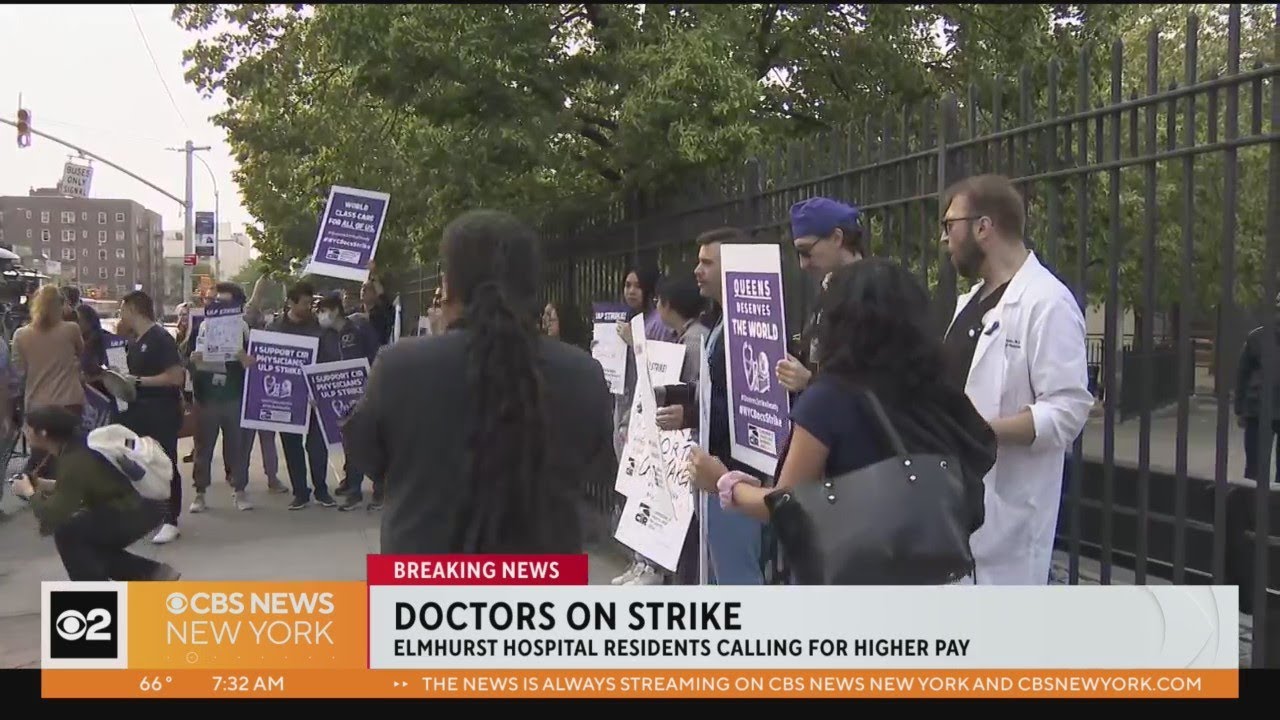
[213,675,286,693]
[138,676,172,692]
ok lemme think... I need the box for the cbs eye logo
[48,590,119,660]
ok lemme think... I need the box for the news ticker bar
[37,556,1242,700]
[41,669,1238,700]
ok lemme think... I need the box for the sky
[0,4,248,237]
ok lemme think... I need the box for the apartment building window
[98,250,107,260]
[41,211,50,224]
[61,211,75,224]
[61,248,74,261]
[81,212,88,221]
[98,212,106,224]
[25,229,31,239]
[115,212,125,223]
[81,230,88,239]
[40,229,50,243]
[115,267,126,277]
[81,267,89,278]
[82,248,88,257]
[98,231,106,244]
[115,248,126,259]
[114,230,124,241]
[24,210,31,220]
[61,229,75,243]
[99,268,108,279]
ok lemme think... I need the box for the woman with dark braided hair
[343,210,617,554]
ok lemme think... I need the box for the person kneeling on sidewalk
[8,405,180,582]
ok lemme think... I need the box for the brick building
[0,189,165,301]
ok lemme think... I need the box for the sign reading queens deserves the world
[719,243,790,476]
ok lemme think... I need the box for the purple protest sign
[81,384,114,432]
[240,329,319,434]
[303,358,370,449]
[304,185,391,282]
[719,243,790,476]
[591,302,631,394]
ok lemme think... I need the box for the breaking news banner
[37,556,1239,700]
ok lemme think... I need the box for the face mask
[318,312,335,329]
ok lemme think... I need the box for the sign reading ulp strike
[305,185,391,282]
[719,244,790,476]
[304,358,370,449]
[241,330,319,435]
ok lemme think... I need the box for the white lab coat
[947,251,1093,585]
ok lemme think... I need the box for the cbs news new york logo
[41,582,129,669]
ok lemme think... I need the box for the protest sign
[720,243,790,476]
[590,302,630,395]
[613,326,686,497]
[304,185,390,282]
[103,332,127,372]
[240,330,319,434]
[194,300,244,363]
[613,318,696,572]
[303,358,370,449]
[81,384,114,432]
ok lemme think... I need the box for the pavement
[0,435,629,669]
[1079,395,1274,487]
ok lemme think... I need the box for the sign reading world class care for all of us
[305,185,391,283]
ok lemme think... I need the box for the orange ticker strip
[42,669,1238,700]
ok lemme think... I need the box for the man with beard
[940,174,1092,586]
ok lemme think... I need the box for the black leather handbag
[763,388,977,585]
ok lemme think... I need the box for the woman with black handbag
[690,258,998,585]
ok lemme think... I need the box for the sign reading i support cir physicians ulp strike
[240,330,319,435]
[304,358,370,449]
[719,243,790,476]
[37,566,1238,700]
[304,185,390,282]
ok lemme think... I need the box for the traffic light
[16,108,31,148]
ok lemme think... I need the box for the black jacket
[343,327,616,555]
[1235,325,1280,419]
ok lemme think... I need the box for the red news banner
[39,555,1238,700]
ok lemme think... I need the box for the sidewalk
[0,436,628,669]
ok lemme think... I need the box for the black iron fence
[398,6,1280,667]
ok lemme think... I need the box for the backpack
[85,424,173,501]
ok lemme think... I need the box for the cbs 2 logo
[55,607,112,642]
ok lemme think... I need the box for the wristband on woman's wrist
[716,471,761,509]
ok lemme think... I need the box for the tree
[175,4,1114,274]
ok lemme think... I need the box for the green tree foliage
[173,5,1108,265]
[175,3,1274,320]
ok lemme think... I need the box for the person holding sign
[775,197,866,395]
[188,282,256,513]
[343,209,616,555]
[690,260,995,575]
[685,227,765,585]
[268,282,337,510]
[311,294,382,511]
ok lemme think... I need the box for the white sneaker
[189,494,206,513]
[233,491,253,511]
[151,523,180,544]
[611,561,642,585]
[626,564,664,586]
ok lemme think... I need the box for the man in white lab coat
[940,174,1093,586]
